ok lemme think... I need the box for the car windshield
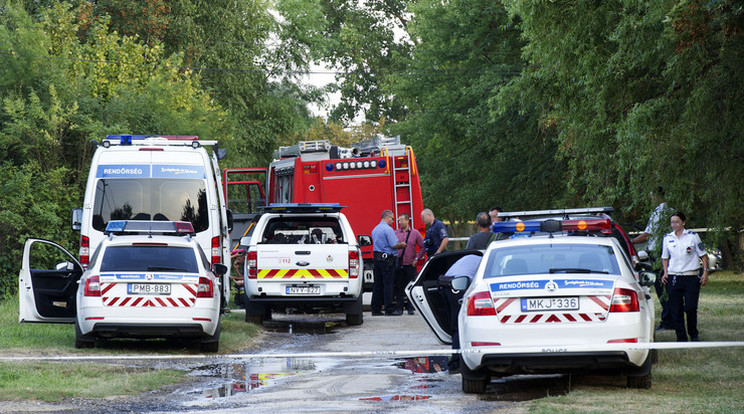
[92,178,209,233]
[483,243,621,278]
[101,246,199,273]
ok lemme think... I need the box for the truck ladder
[392,147,415,229]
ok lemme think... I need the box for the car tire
[461,363,489,394]
[200,323,220,353]
[74,319,95,349]
[244,300,265,325]
[345,312,363,326]
[627,352,653,389]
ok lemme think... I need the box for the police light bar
[261,203,346,213]
[100,135,218,148]
[497,207,614,219]
[104,220,195,235]
[491,218,612,234]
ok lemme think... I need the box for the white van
[71,135,232,303]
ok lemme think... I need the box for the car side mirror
[240,235,251,246]
[451,276,471,291]
[71,208,83,231]
[55,261,75,271]
[637,250,650,262]
[212,263,228,276]
[226,209,234,232]
[634,262,653,272]
[638,271,656,287]
[357,235,372,247]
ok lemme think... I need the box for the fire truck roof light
[491,218,612,234]
[104,220,195,235]
[262,203,346,213]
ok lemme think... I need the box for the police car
[19,221,226,352]
[406,216,657,393]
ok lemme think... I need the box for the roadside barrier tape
[1,342,743,362]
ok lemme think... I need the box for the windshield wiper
[549,268,608,274]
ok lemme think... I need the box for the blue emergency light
[491,220,542,234]
[104,220,195,234]
[491,218,612,234]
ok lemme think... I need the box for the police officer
[421,208,449,259]
[371,210,406,316]
[661,212,709,342]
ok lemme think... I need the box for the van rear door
[19,239,82,323]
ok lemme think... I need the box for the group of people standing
[371,208,450,315]
[370,206,502,316]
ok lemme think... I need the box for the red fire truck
[223,137,425,289]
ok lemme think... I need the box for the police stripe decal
[100,283,197,307]
[257,268,349,279]
[493,295,611,324]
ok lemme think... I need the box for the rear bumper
[467,351,644,375]
[247,295,359,305]
[91,323,209,339]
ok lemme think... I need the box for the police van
[71,135,232,303]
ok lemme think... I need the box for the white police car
[406,217,657,393]
[19,221,226,352]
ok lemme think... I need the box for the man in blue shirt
[421,209,449,259]
[371,209,406,315]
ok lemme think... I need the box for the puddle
[190,357,337,399]
[360,395,432,401]
[396,356,449,373]
[263,320,340,334]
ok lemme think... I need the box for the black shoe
[655,325,672,332]
[371,311,383,316]
[691,336,700,342]
[407,309,415,315]
[387,310,403,316]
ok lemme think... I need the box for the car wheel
[244,300,265,325]
[627,352,653,389]
[345,312,363,326]
[461,362,489,394]
[200,323,220,353]
[74,319,95,349]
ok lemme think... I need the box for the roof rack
[261,203,346,213]
[498,207,614,219]
[274,140,331,158]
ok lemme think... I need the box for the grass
[0,293,260,401]
[529,270,744,413]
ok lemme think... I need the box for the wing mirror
[212,263,228,276]
[638,271,656,287]
[240,235,251,246]
[357,235,373,247]
[637,250,650,262]
[71,208,83,231]
[634,262,653,272]
[451,276,471,291]
[55,261,75,271]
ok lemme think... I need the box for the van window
[92,179,209,233]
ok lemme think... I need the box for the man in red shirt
[394,214,426,314]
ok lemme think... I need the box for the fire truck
[223,136,425,289]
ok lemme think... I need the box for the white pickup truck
[240,203,371,325]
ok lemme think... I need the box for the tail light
[211,236,221,265]
[84,275,101,297]
[609,288,639,312]
[197,276,214,298]
[348,248,360,278]
[79,235,90,268]
[466,291,496,316]
[247,249,257,279]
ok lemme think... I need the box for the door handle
[296,261,310,267]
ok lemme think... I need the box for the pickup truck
[240,203,370,325]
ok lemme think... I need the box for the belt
[374,251,396,261]
[669,271,699,276]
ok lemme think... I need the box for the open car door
[19,238,83,323]
[405,250,483,345]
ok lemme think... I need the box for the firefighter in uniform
[661,212,709,342]
[371,210,406,315]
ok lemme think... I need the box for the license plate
[127,283,171,295]
[521,297,579,312]
[286,286,321,295]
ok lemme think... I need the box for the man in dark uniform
[371,209,406,315]
[421,208,449,260]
